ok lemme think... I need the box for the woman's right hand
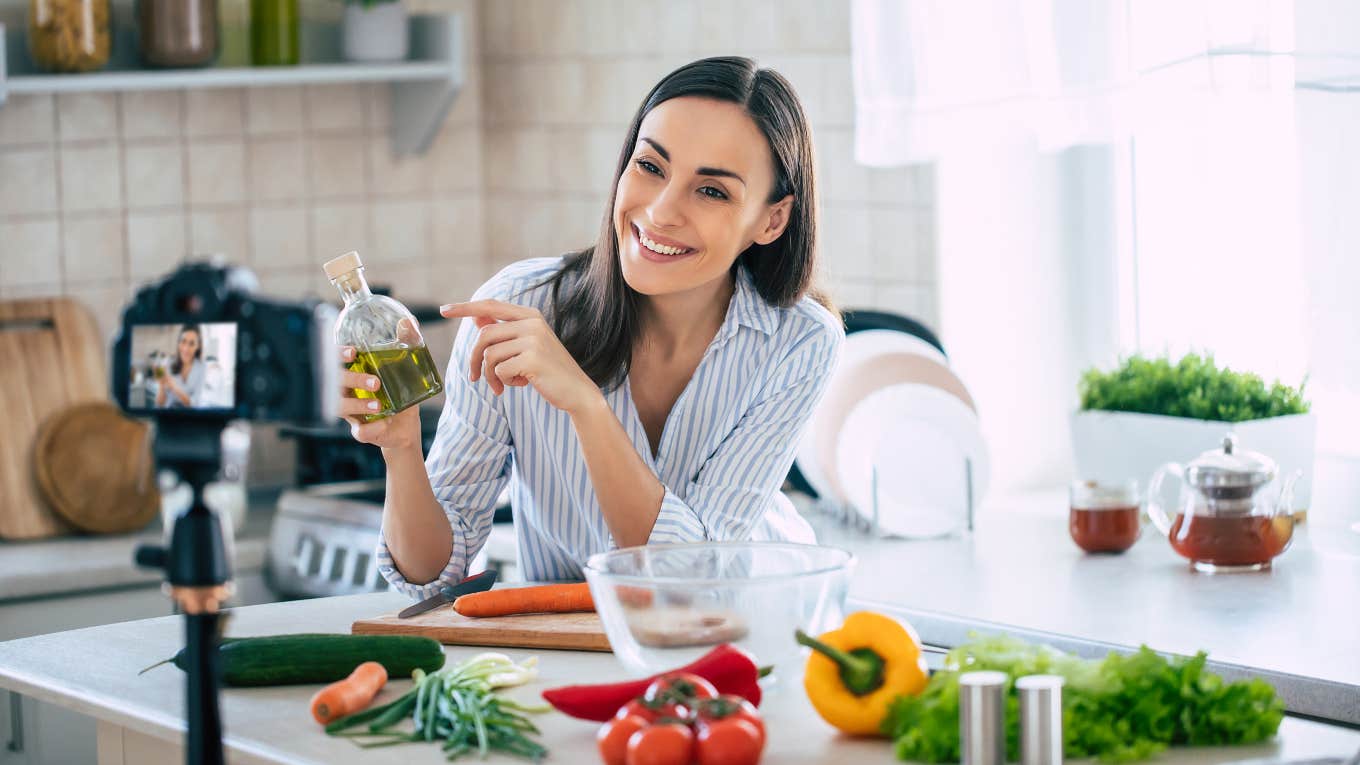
[339,345,421,452]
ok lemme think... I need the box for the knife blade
[397,568,499,619]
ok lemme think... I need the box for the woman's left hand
[441,300,601,415]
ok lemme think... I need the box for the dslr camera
[112,260,338,425]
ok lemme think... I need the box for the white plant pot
[1070,410,1317,510]
[342,2,409,62]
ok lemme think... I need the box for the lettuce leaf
[883,635,1284,763]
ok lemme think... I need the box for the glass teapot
[1147,434,1300,573]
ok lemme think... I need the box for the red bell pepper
[542,643,765,722]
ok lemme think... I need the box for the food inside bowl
[627,606,749,648]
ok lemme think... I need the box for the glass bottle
[138,0,220,67]
[324,251,443,421]
[250,0,298,66]
[217,0,250,67]
[28,0,111,72]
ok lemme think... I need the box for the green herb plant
[883,634,1285,764]
[1078,352,1308,422]
[326,652,549,762]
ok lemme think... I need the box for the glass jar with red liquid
[1069,480,1142,553]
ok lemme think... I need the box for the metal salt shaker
[959,671,1007,765]
[1017,674,1065,765]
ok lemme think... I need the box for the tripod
[133,419,247,765]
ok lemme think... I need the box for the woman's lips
[632,223,696,263]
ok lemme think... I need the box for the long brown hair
[540,56,829,389]
[170,324,202,376]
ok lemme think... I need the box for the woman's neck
[180,358,194,376]
[639,273,735,358]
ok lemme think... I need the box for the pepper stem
[795,629,885,696]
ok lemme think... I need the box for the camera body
[112,261,338,425]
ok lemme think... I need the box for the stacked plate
[795,314,988,538]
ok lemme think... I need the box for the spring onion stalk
[326,653,549,761]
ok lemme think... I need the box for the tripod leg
[185,612,225,765]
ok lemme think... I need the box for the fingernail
[367,401,380,410]
[440,304,456,312]
[367,377,379,390]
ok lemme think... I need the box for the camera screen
[128,323,237,411]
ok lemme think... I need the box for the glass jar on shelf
[28,0,112,73]
[250,0,299,66]
[137,0,220,67]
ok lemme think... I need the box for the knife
[397,568,499,619]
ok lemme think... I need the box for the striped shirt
[376,257,843,598]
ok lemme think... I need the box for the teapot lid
[1185,434,1277,490]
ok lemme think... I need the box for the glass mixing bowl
[584,542,855,684]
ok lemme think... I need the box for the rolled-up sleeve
[376,301,514,601]
[647,325,841,544]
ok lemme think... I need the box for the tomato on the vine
[597,714,649,765]
[643,672,719,707]
[625,721,694,765]
[695,717,764,765]
[695,694,765,750]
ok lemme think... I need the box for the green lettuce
[883,635,1284,763]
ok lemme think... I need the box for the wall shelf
[0,13,462,155]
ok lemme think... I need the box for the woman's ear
[753,195,795,245]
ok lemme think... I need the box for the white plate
[795,330,951,503]
[836,384,990,538]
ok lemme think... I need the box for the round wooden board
[33,402,160,534]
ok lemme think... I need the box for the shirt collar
[724,266,780,338]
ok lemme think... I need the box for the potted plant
[1070,353,1315,511]
[340,0,408,62]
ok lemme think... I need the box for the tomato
[615,698,662,724]
[643,672,719,707]
[695,695,765,749]
[598,715,649,765]
[625,722,694,765]
[695,717,764,765]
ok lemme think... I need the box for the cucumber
[140,633,446,687]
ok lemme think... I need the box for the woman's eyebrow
[640,137,747,187]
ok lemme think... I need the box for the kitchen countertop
[1,591,1357,764]
[800,488,1360,724]
[0,499,273,602]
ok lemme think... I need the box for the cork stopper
[323,251,364,281]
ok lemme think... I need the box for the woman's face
[613,96,793,299]
[178,331,200,366]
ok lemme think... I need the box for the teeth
[639,229,689,256]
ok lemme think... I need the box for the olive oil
[348,344,443,421]
[324,251,445,422]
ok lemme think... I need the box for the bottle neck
[332,270,372,304]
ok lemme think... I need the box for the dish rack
[267,480,391,598]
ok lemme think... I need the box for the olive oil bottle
[324,251,443,421]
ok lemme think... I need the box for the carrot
[454,583,595,617]
[309,661,387,725]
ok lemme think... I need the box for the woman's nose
[646,181,686,228]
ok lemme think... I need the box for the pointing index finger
[440,300,536,322]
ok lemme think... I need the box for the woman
[341,57,842,597]
[157,324,204,409]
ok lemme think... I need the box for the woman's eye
[699,186,728,200]
[636,159,662,176]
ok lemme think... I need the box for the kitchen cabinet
[0,13,463,156]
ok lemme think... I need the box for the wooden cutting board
[352,607,612,652]
[1,297,106,540]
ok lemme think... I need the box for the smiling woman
[339,56,844,595]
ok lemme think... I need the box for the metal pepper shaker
[1017,674,1065,765]
[959,671,1007,765]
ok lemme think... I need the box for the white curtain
[851,0,1312,490]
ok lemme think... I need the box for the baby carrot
[310,661,388,725]
[454,583,594,617]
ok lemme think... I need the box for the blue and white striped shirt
[377,257,843,598]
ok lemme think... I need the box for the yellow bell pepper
[797,611,929,736]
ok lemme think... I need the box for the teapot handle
[1146,462,1184,536]
[1279,468,1303,515]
